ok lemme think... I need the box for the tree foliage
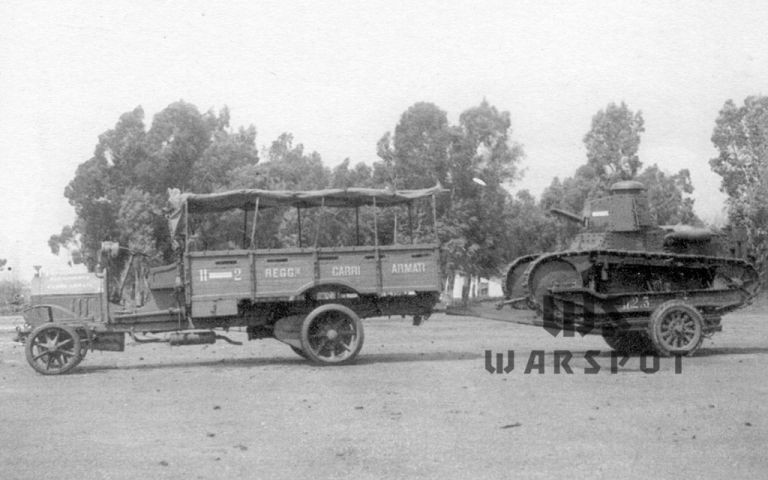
[541,102,698,248]
[55,97,710,298]
[377,100,524,278]
[584,101,645,185]
[710,96,768,283]
[51,101,259,270]
[635,165,697,225]
[0,278,26,313]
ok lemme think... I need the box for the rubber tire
[602,331,655,354]
[290,345,309,359]
[648,300,704,357]
[300,304,364,365]
[25,324,84,375]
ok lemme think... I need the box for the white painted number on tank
[621,295,650,310]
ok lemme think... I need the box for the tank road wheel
[25,324,84,375]
[530,261,583,309]
[602,331,654,354]
[648,300,704,357]
[300,304,364,365]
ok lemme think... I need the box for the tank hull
[505,249,760,312]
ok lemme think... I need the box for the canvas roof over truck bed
[168,185,444,237]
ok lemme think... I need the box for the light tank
[503,180,760,356]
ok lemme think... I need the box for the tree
[377,100,524,280]
[710,96,768,283]
[51,102,259,270]
[504,191,559,258]
[0,278,27,313]
[441,101,524,278]
[635,165,698,225]
[543,102,646,219]
[540,164,600,214]
[376,102,452,189]
[539,102,698,249]
[583,101,645,185]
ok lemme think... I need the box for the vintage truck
[20,186,444,374]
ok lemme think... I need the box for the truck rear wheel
[300,304,364,365]
[648,300,704,357]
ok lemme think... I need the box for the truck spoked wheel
[25,324,84,375]
[300,304,364,365]
[648,300,704,357]
[602,331,654,354]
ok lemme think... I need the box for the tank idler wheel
[602,331,654,354]
[25,324,85,375]
[503,255,538,298]
[530,261,583,309]
[300,304,364,365]
[648,300,704,357]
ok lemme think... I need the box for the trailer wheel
[25,324,84,375]
[300,304,364,365]
[648,300,704,357]
[602,331,654,354]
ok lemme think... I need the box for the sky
[1,0,767,280]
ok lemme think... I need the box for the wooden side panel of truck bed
[187,244,440,318]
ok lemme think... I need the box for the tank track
[512,249,760,311]
[501,254,539,297]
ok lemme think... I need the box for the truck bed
[186,244,440,317]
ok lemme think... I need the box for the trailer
[449,284,757,356]
[447,181,760,357]
[19,186,444,374]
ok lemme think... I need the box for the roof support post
[431,193,438,243]
[373,196,382,294]
[249,197,260,249]
[314,197,325,248]
[373,196,378,247]
[408,203,414,244]
[297,206,302,248]
[355,206,360,246]
[242,207,248,249]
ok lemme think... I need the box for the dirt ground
[1,299,766,480]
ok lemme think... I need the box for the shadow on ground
[72,349,485,374]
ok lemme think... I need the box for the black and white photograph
[0,1,766,478]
